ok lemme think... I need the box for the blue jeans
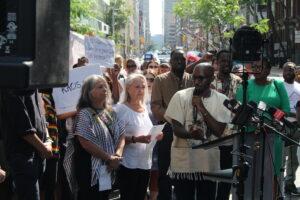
[9,153,45,200]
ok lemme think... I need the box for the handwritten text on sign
[85,36,115,67]
[52,65,102,115]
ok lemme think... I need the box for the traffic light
[0,0,70,89]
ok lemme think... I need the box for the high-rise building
[164,0,178,49]
[139,0,151,52]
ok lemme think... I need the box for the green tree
[174,0,270,49]
[70,0,100,35]
[174,0,245,49]
[104,0,132,44]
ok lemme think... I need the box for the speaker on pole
[0,0,70,89]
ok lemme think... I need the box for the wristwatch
[131,136,136,143]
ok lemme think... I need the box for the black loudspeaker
[0,0,70,89]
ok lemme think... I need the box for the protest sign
[69,31,85,68]
[53,65,102,116]
[85,36,115,68]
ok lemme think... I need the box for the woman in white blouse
[115,73,161,200]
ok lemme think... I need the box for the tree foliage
[174,0,245,32]
[174,0,270,48]
[70,0,100,35]
[104,0,132,44]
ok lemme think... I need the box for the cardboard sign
[69,32,115,68]
[85,36,115,68]
[52,65,102,115]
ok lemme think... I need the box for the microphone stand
[234,69,249,200]
[258,115,266,200]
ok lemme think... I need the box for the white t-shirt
[284,81,300,113]
[165,88,232,174]
[114,103,153,169]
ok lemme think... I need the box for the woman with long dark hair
[74,75,125,200]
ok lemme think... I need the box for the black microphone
[223,99,240,113]
[193,89,200,122]
[231,101,257,125]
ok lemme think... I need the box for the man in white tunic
[165,62,232,200]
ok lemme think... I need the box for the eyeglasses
[146,77,155,82]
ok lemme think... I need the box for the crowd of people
[0,48,300,200]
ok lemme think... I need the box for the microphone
[193,88,200,122]
[231,101,257,125]
[267,107,297,128]
[223,99,240,113]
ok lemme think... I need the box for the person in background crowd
[105,66,121,104]
[73,56,89,69]
[186,51,201,66]
[294,66,300,83]
[40,90,60,200]
[236,58,290,198]
[165,62,232,199]
[158,63,171,75]
[145,61,159,74]
[282,61,300,195]
[151,49,193,200]
[141,61,150,72]
[115,55,127,81]
[144,70,159,200]
[212,50,242,200]
[145,70,158,119]
[185,52,214,74]
[0,89,53,200]
[0,126,12,200]
[115,55,124,69]
[125,59,139,75]
[115,73,162,200]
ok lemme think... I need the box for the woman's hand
[135,135,151,144]
[155,132,164,141]
[0,168,6,183]
[107,155,123,171]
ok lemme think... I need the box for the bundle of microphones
[223,99,298,130]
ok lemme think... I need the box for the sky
[149,0,163,35]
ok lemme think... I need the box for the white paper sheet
[149,123,166,141]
